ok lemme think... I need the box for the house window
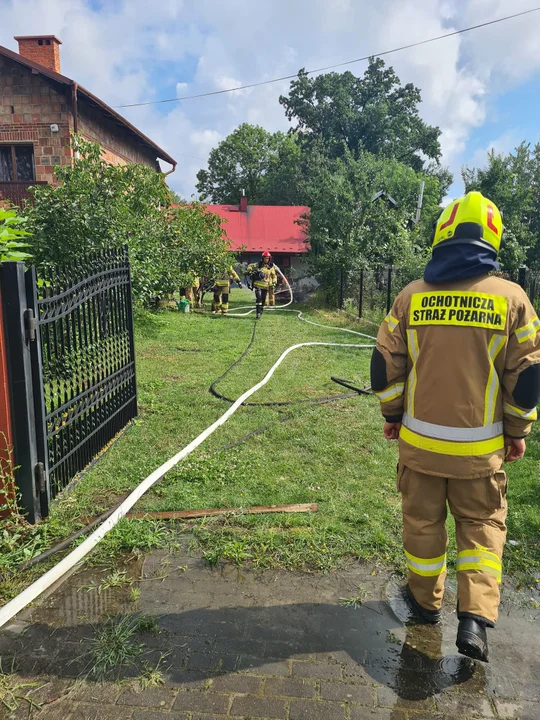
[0,145,35,182]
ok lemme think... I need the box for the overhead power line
[175,152,208,162]
[115,7,540,109]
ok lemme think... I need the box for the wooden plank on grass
[126,503,318,520]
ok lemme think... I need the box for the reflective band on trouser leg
[484,334,506,425]
[406,329,419,417]
[374,383,405,402]
[456,549,502,583]
[503,402,538,420]
[405,550,447,577]
[400,425,504,456]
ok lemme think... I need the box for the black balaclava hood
[424,243,499,284]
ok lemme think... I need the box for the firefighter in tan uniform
[185,275,201,309]
[212,266,241,315]
[247,251,278,319]
[371,192,540,662]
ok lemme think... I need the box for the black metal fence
[1,248,137,522]
[517,267,540,312]
[338,265,540,322]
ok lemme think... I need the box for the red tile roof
[207,203,310,254]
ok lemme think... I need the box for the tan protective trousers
[185,285,200,308]
[265,286,275,306]
[398,464,507,625]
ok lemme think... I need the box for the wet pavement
[1,539,539,719]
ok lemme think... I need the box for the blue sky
[2,0,540,201]
[462,74,540,173]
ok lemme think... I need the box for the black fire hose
[330,377,372,395]
[210,320,371,407]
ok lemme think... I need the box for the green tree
[0,208,31,262]
[279,59,442,171]
[196,124,303,204]
[462,142,540,271]
[302,147,443,302]
[25,136,231,306]
[160,202,233,296]
[168,189,188,204]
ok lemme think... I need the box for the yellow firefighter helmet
[433,191,503,254]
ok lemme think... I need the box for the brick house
[0,35,176,205]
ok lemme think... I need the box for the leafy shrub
[24,136,232,306]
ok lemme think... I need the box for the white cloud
[212,75,246,96]
[1,0,540,198]
[468,131,521,170]
[189,129,222,151]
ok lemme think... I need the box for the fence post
[531,278,537,308]
[386,265,393,314]
[125,247,139,418]
[0,289,16,517]
[25,267,50,518]
[358,269,364,319]
[0,262,42,523]
[518,266,527,291]
[339,267,344,309]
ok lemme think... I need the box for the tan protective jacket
[215,267,240,288]
[373,275,540,478]
[248,263,277,289]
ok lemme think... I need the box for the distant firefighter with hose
[247,251,277,319]
[371,191,540,663]
[212,266,241,315]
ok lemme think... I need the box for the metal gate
[1,248,137,522]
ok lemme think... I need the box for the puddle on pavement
[384,580,485,698]
[19,558,144,627]
[0,552,530,708]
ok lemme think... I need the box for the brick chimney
[14,35,62,73]
[240,190,248,212]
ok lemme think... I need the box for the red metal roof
[206,203,310,254]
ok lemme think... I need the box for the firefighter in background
[371,192,540,662]
[185,274,201,309]
[265,255,278,306]
[247,251,277,319]
[212,266,241,315]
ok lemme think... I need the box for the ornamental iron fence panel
[1,248,137,521]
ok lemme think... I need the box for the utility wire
[115,7,540,109]
[175,152,208,162]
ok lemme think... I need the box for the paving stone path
[1,541,539,719]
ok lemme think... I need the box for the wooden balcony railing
[0,181,48,206]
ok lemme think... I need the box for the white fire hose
[0,270,376,628]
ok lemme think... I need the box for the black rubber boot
[256,304,263,320]
[405,585,441,624]
[456,618,489,662]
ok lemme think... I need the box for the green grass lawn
[1,288,540,603]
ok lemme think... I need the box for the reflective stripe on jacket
[215,267,240,288]
[372,275,540,478]
[248,263,277,289]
